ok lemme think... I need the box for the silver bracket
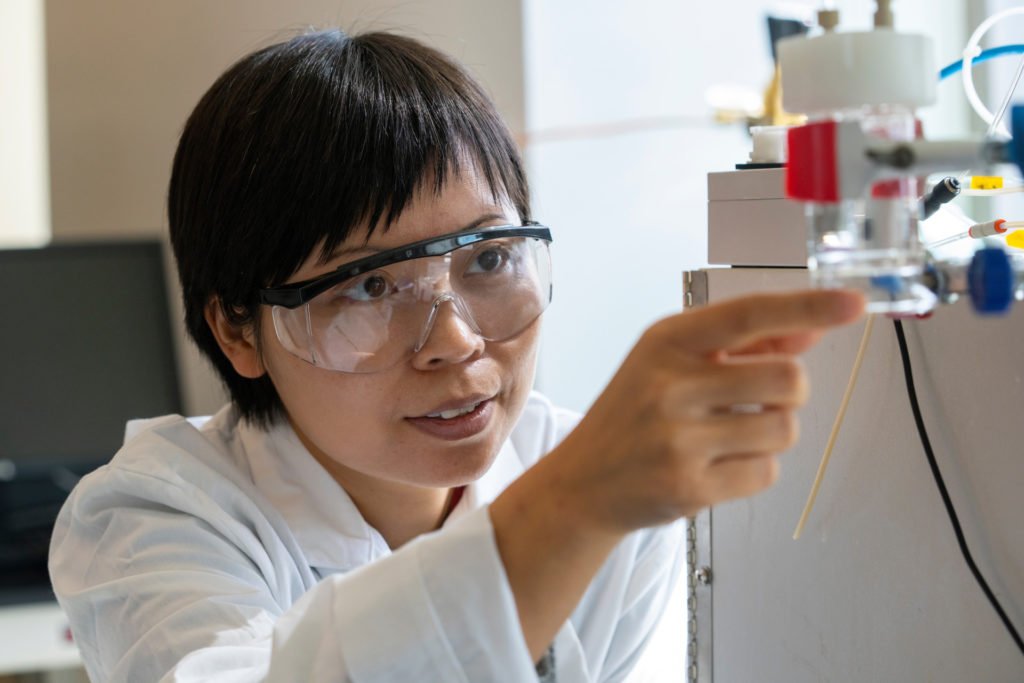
[683,270,709,310]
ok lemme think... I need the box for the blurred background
[0,0,1020,680]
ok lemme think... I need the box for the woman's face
[258,165,541,492]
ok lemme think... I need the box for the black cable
[893,319,1024,657]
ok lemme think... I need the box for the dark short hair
[168,29,530,426]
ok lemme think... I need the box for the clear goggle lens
[270,236,552,372]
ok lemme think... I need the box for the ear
[203,299,265,379]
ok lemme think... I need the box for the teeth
[427,402,480,419]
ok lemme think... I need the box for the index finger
[664,289,866,355]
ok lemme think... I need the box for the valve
[968,246,1014,315]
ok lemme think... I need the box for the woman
[49,29,864,682]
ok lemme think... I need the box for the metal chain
[686,517,698,683]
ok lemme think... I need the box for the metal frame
[683,269,713,683]
[693,510,713,683]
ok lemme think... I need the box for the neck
[344,475,451,549]
[291,427,452,548]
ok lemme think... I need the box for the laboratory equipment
[686,3,1024,680]
[777,5,1024,316]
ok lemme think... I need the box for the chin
[418,440,501,488]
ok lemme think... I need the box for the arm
[491,290,865,661]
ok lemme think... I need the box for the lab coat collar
[241,416,527,574]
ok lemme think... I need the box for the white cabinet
[685,266,1024,681]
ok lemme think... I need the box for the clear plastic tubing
[962,7,1024,139]
[805,106,937,314]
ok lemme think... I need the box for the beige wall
[0,0,50,246]
[44,0,526,414]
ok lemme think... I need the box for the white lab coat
[49,391,683,682]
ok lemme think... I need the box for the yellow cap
[1007,230,1024,250]
[971,176,1004,190]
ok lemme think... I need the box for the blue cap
[968,246,1014,315]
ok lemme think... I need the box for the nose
[411,294,485,369]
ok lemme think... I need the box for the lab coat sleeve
[574,521,686,683]
[50,464,538,682]
[270,505,539,682]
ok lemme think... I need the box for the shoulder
[49,406,310,602]
[50,406,279,557]
[105,404,270,496]
[508,391,581,469]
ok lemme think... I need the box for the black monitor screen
[0,241,183,600]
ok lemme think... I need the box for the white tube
[927,230,969,249]
[961,7,1024,138]
[968,219,1008,238]
[960,185,1024,196]
[989,53,1024,140]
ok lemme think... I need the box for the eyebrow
[329,212,510,260]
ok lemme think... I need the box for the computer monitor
[0,240,183,603]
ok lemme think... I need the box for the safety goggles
[259,224,553,373]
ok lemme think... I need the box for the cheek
[495,318,542,407]
[259,324,397,447]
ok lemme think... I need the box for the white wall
[0,0,50,247]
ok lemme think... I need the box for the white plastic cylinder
[749,126,788,164]
[779,30,936,115]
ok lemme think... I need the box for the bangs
[173,29,528,293]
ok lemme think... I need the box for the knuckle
[777,411,800,449]
[658,364,713,418]
[794,365,811,404]
[644,315,679,348]
[670,423,714,468]
[777,360,810,403]
[641,320,665,347]
[669,420,703,458]
[740,455,780,495]
[773,360,799,389]
[655,373,689,418]
[758,455,781,489]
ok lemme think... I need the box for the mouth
[416,393,493,419]
[406,394,496,440]
[424,400,485,420]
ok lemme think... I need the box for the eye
[340,272,394,302]
[466,246,511,274]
